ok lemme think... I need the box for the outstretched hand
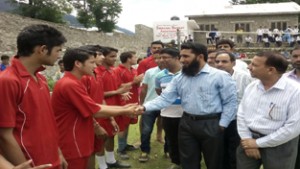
[13,160,52,169]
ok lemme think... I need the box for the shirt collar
[195,63,210,76]
[63,71,80,81]
[11,57,46,77]
[257,75,287,91]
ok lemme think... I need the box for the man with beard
[137,43,237,169]
[285,47,300,169]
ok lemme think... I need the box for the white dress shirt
[237,76,300,148]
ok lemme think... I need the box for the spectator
[245,35,253,47]
[237,51,300,169]
[256,26,263,43]
[0,55,10,71]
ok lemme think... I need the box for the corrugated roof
[185,2,300,17]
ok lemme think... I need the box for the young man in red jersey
[114,51,144,159]
[79,45,108,169]
[51,48,141,169]
[0,24,67,169]
[96,47,133,168]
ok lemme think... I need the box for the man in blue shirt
[0,55,10,71]
[138,42,237,169]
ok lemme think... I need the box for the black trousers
[162,116,181,165]
[179,113,224,169]
[223,120,240,169]
[294,137,300,169]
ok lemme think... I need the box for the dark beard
[292,62,300,70]
[182,57,200,76]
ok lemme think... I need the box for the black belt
[250,129,265,139]
[183,112,221,120]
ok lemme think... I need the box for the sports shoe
[107,161,131,168]
[138,152,149,162]
[118,150,130,160]
[125,144,138,151]
[167,164,182,169]
[164,152,170,158]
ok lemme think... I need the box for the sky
[118,0,231,32]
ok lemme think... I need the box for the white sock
[96,155,108,169]
[105,150,116,164]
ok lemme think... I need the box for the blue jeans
[140,110,161,153]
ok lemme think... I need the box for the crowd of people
[0,24,300,169]
[205,25,300,48]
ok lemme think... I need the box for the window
[235,23,250,32]
[199,24,217,31]
[270,21,287,30]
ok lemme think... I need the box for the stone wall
[0,12,153,57]
[0,12,154,77]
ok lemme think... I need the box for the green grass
[108,120,207,169]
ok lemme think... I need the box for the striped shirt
[237,76,300,148]
[232,70,253,104]
[155,69,183,118]
[144,64,237,127]
[284,69,300,83]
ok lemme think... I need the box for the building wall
[189,14,298,44]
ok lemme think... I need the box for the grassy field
[106,120,207,169]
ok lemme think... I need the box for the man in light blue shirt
[139,43,237,169]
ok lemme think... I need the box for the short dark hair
[63,48,95,71]
[256,51,288,74]
[181,42,208,62]
[215,51,236,62]
[1,55,9,61]
[159,48,179,58]
[119,51,136,63]
[102,47,118,57]
[17,24,66,57]
[290,46,300,54]
[58,59,63,65]
[79,45,103,54]
[151,41,164,48]
[216,39,235,49]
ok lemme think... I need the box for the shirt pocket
[268,105,286,122]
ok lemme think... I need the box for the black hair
[79,45,103,54]
[256,51,288,74]
[290,46,300,54]
[215,51,236,62]
[1,55,9,61]
[63,48,95,71]
[151,41,164,48]
[58,59,63,65]
[159,48,179,58]
[181,42,208,62]
[101,47,118,57]
[216,39,235,49]
[17,24,66,57]
[119,51,136,63]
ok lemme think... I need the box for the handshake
[122,104,145,116]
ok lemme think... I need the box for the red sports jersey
[137,55,157,75]
[114,64,139,125]
[97,66,126,131]
[0,58,60,168]
[114,64,139,104]
[51,72,101,160]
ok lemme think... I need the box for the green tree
[8,0,72,23]
[71,0,122,32]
